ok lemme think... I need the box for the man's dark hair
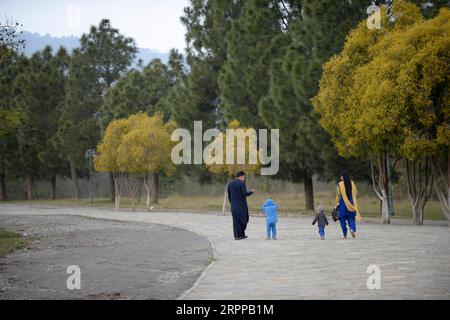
[236,171,246,178]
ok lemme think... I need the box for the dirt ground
[0,214,212,299]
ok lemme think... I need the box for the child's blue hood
[263,199,277,208]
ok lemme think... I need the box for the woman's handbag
[331,208,339,222]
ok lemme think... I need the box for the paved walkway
[1,204,449,299]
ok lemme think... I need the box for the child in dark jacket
[312,205,329,240]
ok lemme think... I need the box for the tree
[0,46,25,200]
[117,113,176,209]
[260,0,368,211]
[155,49,188,121]
[56,48,101,199]
[172,0,245,130]
[389,8,449,224]
[165,0,246,185]
[312,1,443,224]
[101,59,172,124]
[95,113,176,210]
[351,7,450,224]
[218,0,283,129]
[13,46,69,200]
[94,117,129,209]
[80,19,137,202]
[205,120,261,214]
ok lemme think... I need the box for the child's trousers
[266,222,277,239]
[318,226,325,238]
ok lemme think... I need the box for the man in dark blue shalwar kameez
[227,171,255,240]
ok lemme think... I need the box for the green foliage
[0,47,26,177]
[57,19,137,169]
[80,19,137,90]
[219,0,282,128]
[13,46,70,179]
[102,59,173,124]
[260,0,369,183]
[172,0,244,130]
[56,48,101,168]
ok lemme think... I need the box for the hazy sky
[0,0,190,52]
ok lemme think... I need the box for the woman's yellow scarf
[335,180,361,222]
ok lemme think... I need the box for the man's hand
[251,189,256,193]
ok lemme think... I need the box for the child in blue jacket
[262,199,278,240]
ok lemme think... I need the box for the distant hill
[20,31,169,65]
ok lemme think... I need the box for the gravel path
[0,213,211,299]
[0,204,449,300]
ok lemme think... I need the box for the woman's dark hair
[341,170,352,199]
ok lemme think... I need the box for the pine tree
[56,48,102,199]
[260,0,368,210]
[219,0,283,129]
[173,0,245,130]
[62,19,137,201]
[102,58,172,123]
[166,0,245,184]
[13,46,69,200]
[0,46,26,200]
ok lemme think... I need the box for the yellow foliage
[94,117,130,172]
[205,119,261,177]
[312,2,449,160]
[94,112,177,175]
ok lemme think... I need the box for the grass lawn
[0,229,26,257]
[7,191,446,221]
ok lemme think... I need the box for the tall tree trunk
[137,182,142,204]
[109,172,115,203]
[304,173,314,211]
[0,172,7,201]
[26,175,33,200]
[70,161,81,199]
[113,172,122,210]
[405,159,433,226]
[125,174,140,211]
[150,173,159,204]
[144,173,156,211]
[430,152,450,225]
[371,152,390,224]
[50,175,57,200]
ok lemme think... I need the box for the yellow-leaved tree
[116,112,176,210]
[204,120,261,214]
[95,112,176,210]
[313,2,450,224]
[94,117,130,209]
[357,7,449,224]
[312,0,424,224]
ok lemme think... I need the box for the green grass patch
[0,229,26,257]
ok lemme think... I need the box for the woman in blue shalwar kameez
[335,171,361,239]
